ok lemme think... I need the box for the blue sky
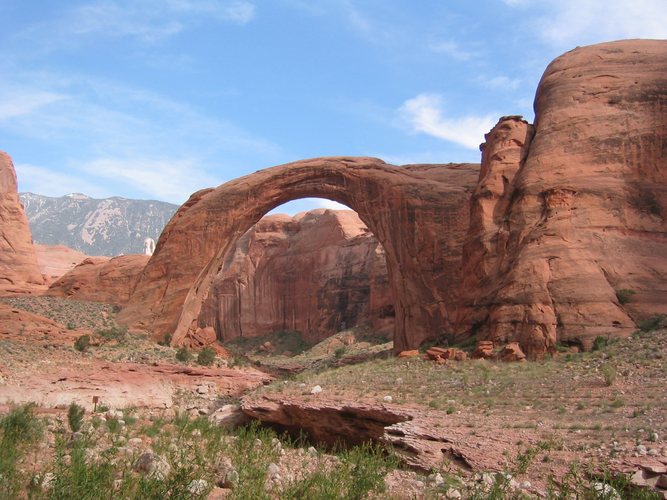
[2,0,666,214]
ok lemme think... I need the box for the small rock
[648,448,659,456]
[307,446,318,456]
[267,463,280,480]
[192,429,202,437]
[41,472,55,490]
[383,395,393,403]
[187,479,208,495]
[310,385,322,395]
[106,409,123,420]
[133,452,171,480]
[446,488,462,499]
[128,437,143,447]
[196,385,209,395]
[430,472,444,486]
[636,444,648,456]
[591,482,621,500]
[520,481,532,489]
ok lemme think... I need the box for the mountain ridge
[20,192,178,257]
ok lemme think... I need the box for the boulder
[499,342,526,362]
[472,341,494,359]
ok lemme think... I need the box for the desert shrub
[592,336,608,351]
[601,363,617,386]
[283,442,397,499]
[637,314,666,333]
[96,325,128,342]
[615,288,636,305]
[176,347,192,363]
[334,346,346,359]
[74,334,91,352]
[158,333,172,346]
[67,402,85,432]
[0,403,43,499]
[66,321,77,330]
[197,347,216,366]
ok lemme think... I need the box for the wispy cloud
[477,75,521,90]
[397,93,495,150]
[15,164,112,199]
[429,40,479,61]
[503,0,667,47]
[0,89,66,121]
[80,157,221,202]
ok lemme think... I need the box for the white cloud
[80,157,221,202]
[15,164,111,199]
[316,199,350,211]
[504,0,667,47]
[429,40,478,61]
[25,0,257,45]
[397,93,495,150]
[0,89,66,121]
[478,75,521,90]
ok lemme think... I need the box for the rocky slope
[460,40,667,355]
[20,192,177,256]
[197,209,392,343]
[0,152,44,294]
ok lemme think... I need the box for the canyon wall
[197,209,392,343]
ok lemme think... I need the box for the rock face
[197,209,392,343]
[20,192,177,256]
[47,254,149,306]
[0,152,44,294]
[34,244,89,285]
[461,40,667,356]
[120,159,479,352]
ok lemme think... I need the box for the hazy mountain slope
[20,193,178,256]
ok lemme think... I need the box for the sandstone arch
[119,157,479,352]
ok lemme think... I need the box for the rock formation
[120,40,667,357]
[119,160,479,352]
[47,254,149,306]
[197,209,392,343]
[461,40,667,356]
[0,151,44,294]
[34,244,89,285]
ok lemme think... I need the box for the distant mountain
[20,193,179,256]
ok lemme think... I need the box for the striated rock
[398,350,420,358]
[34,244,88,285]
[0,151,44,294]
[498,342,526,362]
[46,254,149,306]
[460,40,667,357]
[120,159,478,352]
[472,341,494,359]
[197,209,391,343]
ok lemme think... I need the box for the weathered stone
[398,350,420,358]
[499,342,526,362]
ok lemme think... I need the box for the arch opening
[194,197,396,354]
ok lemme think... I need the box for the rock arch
[119,157,479,352]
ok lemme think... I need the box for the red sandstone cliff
[0,151,44,294]
[197,209,392,343]
[461,40,667,355]
[47,254,149,306]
